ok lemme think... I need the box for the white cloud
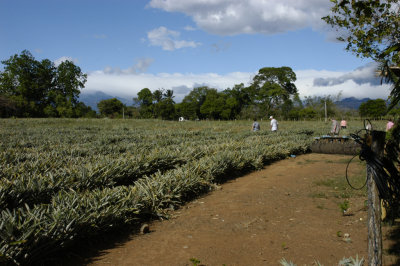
[184,25,197,31]
[54,56,79,66]
[83,64,391,103]
[103,58,154,74]
[147,26,201,50]
[149,0,332,35]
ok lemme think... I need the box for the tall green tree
[0,50,47,116]
[0,50,87,117]
[181,86,211,119]
[154,89,176,120]
[248,66,298,117]
[52,60,87,117]
[175,102,197,120]
[160,89,176,120]
[222,83,250,119]
[200,88,225,119]
[134,88,153,118]
[359,98,387,119]
[97,98,125,118]
[152,89,163,103]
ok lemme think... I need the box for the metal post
[367,130,385,266]
[324,100,327,123]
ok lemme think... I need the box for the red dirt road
[86,154,397,266]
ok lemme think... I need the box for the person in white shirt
[269,116,278,132]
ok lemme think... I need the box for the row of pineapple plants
[1,134,311,264]
[0,121,317,211]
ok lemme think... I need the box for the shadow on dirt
[32,222,149,266]
[386,221,400,265]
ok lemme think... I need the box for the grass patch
[310,192,328,199]
[296,159,320,165]
[325,158,352,164]
[312,173,366,199]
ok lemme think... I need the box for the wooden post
[367,130,386,266]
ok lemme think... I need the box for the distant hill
[335,97,371,110]
[79,91,133,111]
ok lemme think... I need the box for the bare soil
[84,154,399,266]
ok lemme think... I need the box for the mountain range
[79,91,133,111]
[334,97,371,110]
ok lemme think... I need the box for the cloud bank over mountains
[84,63,391,103]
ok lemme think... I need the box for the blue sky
[0,0,392,102]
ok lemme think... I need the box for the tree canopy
[359,98,387,118]
[0,50,90,117]
[248,66,298,118]
[97,98,125,118]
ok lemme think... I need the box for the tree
[71,102,96,118]
[0,95,17,117]
[303,95,338,119]
[222,83,250,119]
[200,89,225,119]
[159,89,176,120]
[0,50,47,116]
[248,67,298,117]
[323,0,400,109]
[52,60,87,117]
[0,50,87,117]
[359,98,387,118]
[97,98,125,118]
[153,89,176,119]
[152,89,163,103]
[134,88,153,118]
[164,89,175,101]
[157,98,176,120]
[181,86,211,119]
[175,102,197,120]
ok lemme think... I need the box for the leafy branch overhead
[323,0,400,109]
[323,0,399,64]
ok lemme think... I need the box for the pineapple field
[0,119,387,265]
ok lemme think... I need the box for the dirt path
[86,154,397,266]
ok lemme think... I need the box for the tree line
[95,67,353,120]
[1,50,398,120]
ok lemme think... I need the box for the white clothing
[270,119,278,131]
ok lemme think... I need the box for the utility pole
[324,99,327,123]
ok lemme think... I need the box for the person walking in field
[386,118,394,131]
[330,118,340,136]
[269,116,278,132]
[340,119,347,129]
[252,118,260,132]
